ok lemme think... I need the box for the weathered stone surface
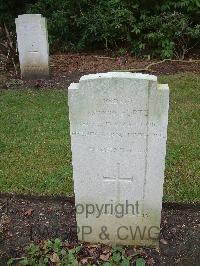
[68,72,169,246]
[15,14,49,79]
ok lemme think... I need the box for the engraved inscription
[89,146,134,153]
[71,131,147,137]
[88,109,147,117]
[103,98,145,105]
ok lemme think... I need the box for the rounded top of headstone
[17,14,42,17]
[80,72,157,82]
[16,14,43,21]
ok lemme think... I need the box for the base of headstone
[21,68,49,80]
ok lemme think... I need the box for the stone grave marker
[68,72,169,247]
[15,14,49,79]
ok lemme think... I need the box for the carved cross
[103,162,133,202]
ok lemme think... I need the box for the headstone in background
[15,14,49,79]
[68,72,169,247]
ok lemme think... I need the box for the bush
[131,12,200,59]
[0,0,36,28]
[74,1,134,49]
[2,0,200,58]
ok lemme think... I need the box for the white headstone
[68,72,169,247]
[15,14,49,79]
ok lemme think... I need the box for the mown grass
[160,74,200,202]
[0,73,199,202]
[0,90,72,195]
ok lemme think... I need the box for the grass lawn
[0,73,199,202]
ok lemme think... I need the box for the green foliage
[109,246,133,265]
[74,0,136,50]
[7,239,80,265]
[7,239,146,265]
[1,0,200,58]
[132,12,200,59]
[136,257,146,266]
